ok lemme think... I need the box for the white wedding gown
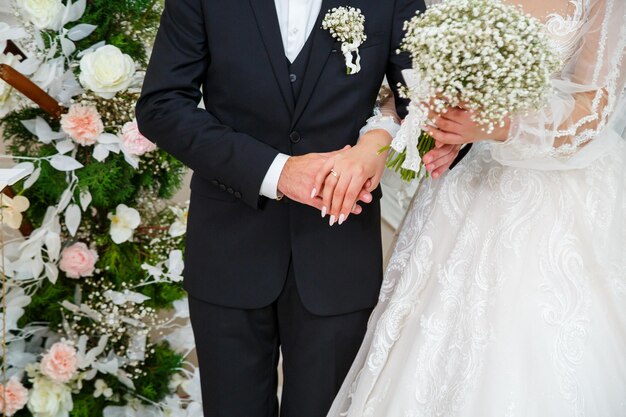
[328,1,626,416]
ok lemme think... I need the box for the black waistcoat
[287,31,316,101]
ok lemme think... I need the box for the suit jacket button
[227,187,234,194]
[234,191,242,199]
[211,179,218,185]
[289,131,301,143]
[219,184,226,191]
[289,73,297,83]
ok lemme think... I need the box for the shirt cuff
[260,153,290,199]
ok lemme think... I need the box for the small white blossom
[141,250,184,283]
[168,203,188,237]
[108,204,141,244]
[0,193,30,230]
[94,379,113,398]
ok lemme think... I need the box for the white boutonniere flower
[322,7,367,75]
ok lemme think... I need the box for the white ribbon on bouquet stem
[390,69,431,172]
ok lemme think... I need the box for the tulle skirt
[327,140,626,417]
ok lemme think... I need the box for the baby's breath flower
[322,7,367,74]
[388,0,561,182]
[401,0,560,132]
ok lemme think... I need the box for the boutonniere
[322,7,367,75]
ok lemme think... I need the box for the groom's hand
[278,153,329,210]
[278,148,371,214]
[278,147,367,213]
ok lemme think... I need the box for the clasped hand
[278,129,463,227]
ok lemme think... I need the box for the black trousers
[188,261,373,417]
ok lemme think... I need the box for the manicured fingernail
[338,214,345,225]
[310,188,317,199]
[321,206,327,218]
[329,215,336,226]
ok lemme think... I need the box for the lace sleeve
[490,0,626,170]
[360,85,402,138]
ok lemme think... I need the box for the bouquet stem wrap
[385,69,436,181]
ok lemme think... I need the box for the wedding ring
[330,169,340,178]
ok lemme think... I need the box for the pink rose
[59,242,98,279]
[40,342,78,383]
[60,104,104,146]
[0,377,29,416]
[121,119,157,156]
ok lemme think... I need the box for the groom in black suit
[136,0,427,415]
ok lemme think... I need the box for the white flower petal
[67,23,96,41]
[79,189,92,211]
[92,144,110,162]
[61,37,76,56]
[44,231,61,261]
[49,154,83,171]
[66,0,86,22]
[65,203,81,236]
[44,261,59,283]
[55,139,75,154]
[58,187,73,212]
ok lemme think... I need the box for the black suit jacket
[136,0,426,316]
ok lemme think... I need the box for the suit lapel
[291,0,349,129]
[249,0,295,114]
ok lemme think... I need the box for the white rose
[79,45,136,99]
[16,0,64,30]
[27,377,73,417]
[0,53,21,117]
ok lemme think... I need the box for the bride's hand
[425,107,511,144]
[311,130,391,226]
[422,143,462,179]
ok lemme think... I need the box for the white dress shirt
[259,0,400,199]
[275,0,323,63]
[260,0,323,199]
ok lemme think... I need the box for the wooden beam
[0,64,65,119]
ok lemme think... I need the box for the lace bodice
[490,0,626,169]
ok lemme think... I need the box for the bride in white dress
[326,0,626,415]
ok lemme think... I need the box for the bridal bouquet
[386,0,560,181]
